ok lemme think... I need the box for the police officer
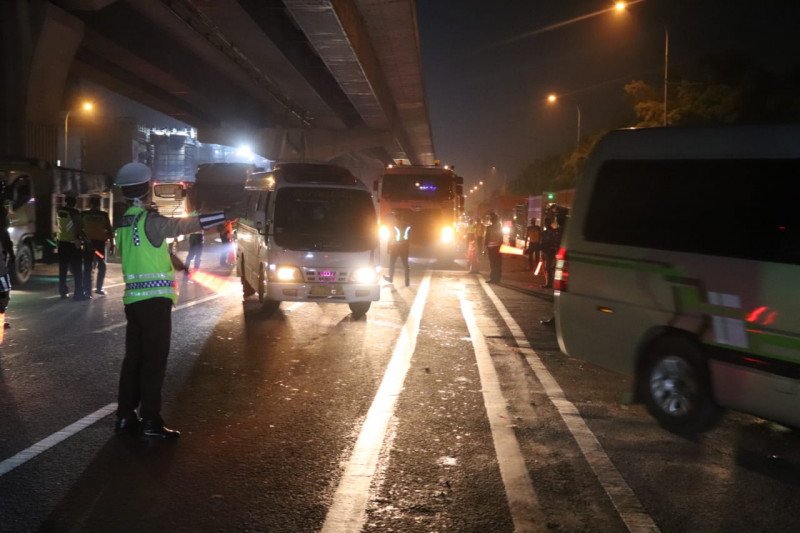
[56,194,86,300]
[383,211,411,287]
[0,180,15,328]
[81,195,114,296]
[114,162,228,440]
[484,211,503,284]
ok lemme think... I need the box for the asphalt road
[1,247,798,532]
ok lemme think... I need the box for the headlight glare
[441,225,455,244]
[379,225,391,242]
[276,266,301,281]
[352,266,377,284]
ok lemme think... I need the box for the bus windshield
[381,174,452,201]
[273,187,377,252]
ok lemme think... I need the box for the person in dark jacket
[81,195,114,296]
[0,180,15,329]
[484,211,503,284]
[384,211,412,286]
[539,217,562,289]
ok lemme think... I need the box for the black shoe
[540,317,555,327]
[383,276,393,283]
[73,294,90,301]
[140,419,181,440]
[95,289,106,295]
[114,414,141,436]
[60,293,70,299]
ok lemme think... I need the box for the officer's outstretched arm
[145,211,226,246]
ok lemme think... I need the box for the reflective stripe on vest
[56,208,77,242]
[117,206,177,305]
[393,225,411,242]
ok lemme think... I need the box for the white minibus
[555,124,800,434]
[236,163,380,318]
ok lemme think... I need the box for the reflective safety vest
[82,209,111,241]
[117,206,177,305]
[393,225,411,242]
[56,207,79,242]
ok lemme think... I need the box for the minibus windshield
[273,187,377,252]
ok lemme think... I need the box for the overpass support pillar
[1,1,84,161]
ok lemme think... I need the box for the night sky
[417,0,800,191]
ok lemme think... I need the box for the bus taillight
[554,247,568,292]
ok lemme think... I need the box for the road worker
[383,211,411,286]
[114,162,228,440]
[56,194,86,300]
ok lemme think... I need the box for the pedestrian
[184,200,204,275]
[81,195,114,296]
[484,211,503,284]
[466,231,480,274]
[384,211,411,286]
[524,218,542,271]
[113,162,228,440]
[56,194,86,300]
[218,219,234,266]
[0,180,15,329]
[540,216,563,289]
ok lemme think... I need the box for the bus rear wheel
[638,335,721,435]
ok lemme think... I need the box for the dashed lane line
[0,403,117,478]
[479,279,660,533]
[321,272,432,533]
[460,294,543,532]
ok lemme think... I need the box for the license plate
[310,284,342,297]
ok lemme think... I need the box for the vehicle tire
[257,264,280,316]
[638,335,721,435]
[349,301,370,319]
[10,243,33,285]
[240,257,255,297]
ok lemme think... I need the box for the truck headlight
[276,266,302,281]
[379,225,391,242]
[440,225,455,244]
[352,266,378,284]
[501,226,511,235]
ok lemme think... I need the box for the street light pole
[63,110,71,167]
[663,27,669,126]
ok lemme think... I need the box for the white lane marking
[0,403,117,478]
[44,282,126,299]
[92,293,225,333]
[459,295,543,532]
[322,272,432,533]
[479,279,660,533]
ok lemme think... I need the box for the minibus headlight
[352,266,378,284]
[276,266,302,282]
[440,225,455,244]
[379,225,391,242]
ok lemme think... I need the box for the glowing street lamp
[64,100,95,167]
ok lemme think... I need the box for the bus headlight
[440,225,455,244]
[379,225,391,242]
[352,266,378,284]
[276,266,302,281]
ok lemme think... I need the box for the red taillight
[553,246,568,292]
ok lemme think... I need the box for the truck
[0,158,114,285]
[375,163,464,261]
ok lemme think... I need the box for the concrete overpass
[1,0,435,177]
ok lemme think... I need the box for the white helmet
[116,162,152,188]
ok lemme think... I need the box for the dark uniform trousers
[58,241,83,297]
[118,297,173,422]
[82,240,107,292]
[388,240,410,285]
[487,244,502,283]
